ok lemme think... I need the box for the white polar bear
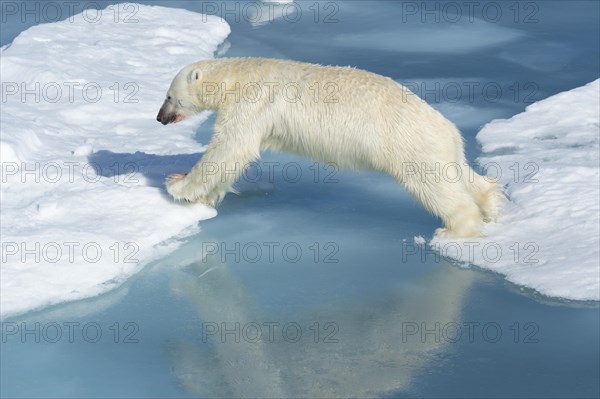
[156,58,503,238]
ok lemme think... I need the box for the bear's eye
[167,95,172,101]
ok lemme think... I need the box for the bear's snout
[156,107,184,125]
[156,108,170,125]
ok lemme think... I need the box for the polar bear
[156,58,503,238]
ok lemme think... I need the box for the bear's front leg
[166,127,261,206]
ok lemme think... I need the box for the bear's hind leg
[466,170,505,223]
[399,174,485,238]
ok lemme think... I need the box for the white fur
[159,58,503,238]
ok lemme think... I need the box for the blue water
[1,1,599,398]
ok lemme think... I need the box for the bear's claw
[166,173,193,202]
[167,173,187,183]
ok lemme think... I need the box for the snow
[0,3,230,317]
[414,235,426,246]
[433,79,600,301]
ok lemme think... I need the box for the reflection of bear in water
[157,58,502,238]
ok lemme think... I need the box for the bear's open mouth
[157,110,185,125]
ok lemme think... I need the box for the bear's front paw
[166,173,212,206]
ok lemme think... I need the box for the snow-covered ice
[433,79,600,301]
[0,3,230,317]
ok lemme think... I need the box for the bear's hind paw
[434,227,484,239]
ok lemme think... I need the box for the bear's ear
[187,68,202,83]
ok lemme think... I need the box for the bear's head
[156,64,204,125]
